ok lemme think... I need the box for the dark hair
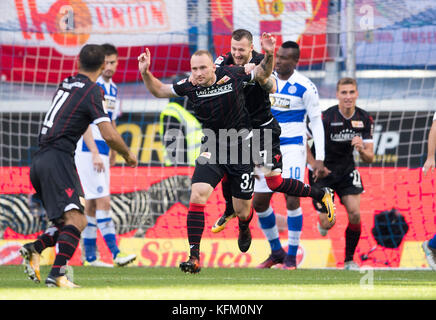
[281,41,300,61]
[79,44,105,72]
[232,29,253,43]
[336,77,358,91]
[101,43,118,56]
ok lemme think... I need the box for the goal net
[0,0,435,269]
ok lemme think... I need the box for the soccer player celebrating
[75,44,136,267]
[307,77,374,270]
[211,32,334,270]
[19,44,137,287]
[138,33,276,273]
[422,111,436,270]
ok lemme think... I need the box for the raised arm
[252,33,276,91]
[138,48,179,98]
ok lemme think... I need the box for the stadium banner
[210,0,329,66]
[0,111,432,167]
[0,166,435,269]
[0,0,191,84]
[342,0,436,67]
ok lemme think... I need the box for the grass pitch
[1,265,436,300]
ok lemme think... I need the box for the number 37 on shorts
[240,172,254,192]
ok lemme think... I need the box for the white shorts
[254,143,307,193]
[75,152,110,200]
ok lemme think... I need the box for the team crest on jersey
[287,85,297,94]
[177,78,188,85]
[200,152,211,159]
[214,56,224,65]
[351,120,364,128]
[216,75,231,85]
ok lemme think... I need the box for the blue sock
[257,207,282,252]
[96,210,120,259]
[429,234,436,249]
[82,216,97,262]
[287,208,303,256]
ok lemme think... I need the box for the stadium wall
[1,111,434,269]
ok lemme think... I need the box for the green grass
[1,265,436,300]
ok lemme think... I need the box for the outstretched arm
[138,48,179,98]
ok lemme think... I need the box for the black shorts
[252,118,282,171]
[308,168,364,213]
[30,147,85,222]
[192,152,254,200]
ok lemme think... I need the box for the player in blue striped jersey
[422,111,436,270]
[75,44,136,267]
[254,41,327,269]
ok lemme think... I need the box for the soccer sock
[187,203,205,259]
[238,207,254,230]
[256,207,282,251]
[429,233,436,249]
[96,210,120,259]
[33,226,59,254]
[265,175,324,201]
[345,222,362,262]
[50,225,81,278]
[221,174,234,215]
[82,215,98,262]
[287,208,303,261]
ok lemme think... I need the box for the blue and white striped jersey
[76,76,121,156]
[270,70,321,146]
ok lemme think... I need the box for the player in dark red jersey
[307,77,374,270]
[209,31,334,271]
[210,29,281,232]
[19,44,137,287]
[138,33,276,273]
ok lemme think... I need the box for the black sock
[33,226,59,254]
[345,223,361,262]
[49,225,80,278]
[222,175,234,215]
[238,207,254,231]
[187,203,205,259]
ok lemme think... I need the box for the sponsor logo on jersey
[330,129,360,142]
[104,95,117,110]
[196,83,233,98]
[351,120,364,128]
[270,95,292,109]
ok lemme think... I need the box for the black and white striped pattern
[0,175,192,238]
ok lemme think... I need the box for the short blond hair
[192,50,214,62]
[336,77,358,91]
